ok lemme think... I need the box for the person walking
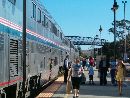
[48,58,53,80]
[116,58,126,95]
[99,57,108,85]
[63,55,69,83]
[82,58,86,69]
[67,59,83,98]
[110,57,117,86]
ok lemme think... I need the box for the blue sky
[42,0,130,50]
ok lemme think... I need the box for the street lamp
[122,0,127,62]
[93,35,98,58]
[99,25,102,56]
[111,0,119,61]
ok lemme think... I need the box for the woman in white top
[67,58,83,98]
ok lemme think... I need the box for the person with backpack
[115,58,126,95]
[67,58,83,98]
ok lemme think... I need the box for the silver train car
[0,0,79,98]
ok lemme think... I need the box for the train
[0,0,79,98]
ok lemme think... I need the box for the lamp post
[99,25,102,56]
[122,0,127,62]
[23,0,26,97]
[70,41,71,60]
[93,35,98,58]
[111,0,119,61]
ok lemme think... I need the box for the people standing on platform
[67,58,83,98]
[63,55,69,83]
[82,58,86,69]
[99,57,108,85]
[116,58,126,96]
[88,65,94,85]
[89,56,94,67]
[86,57,89,68]
[49,59,53,80]
[110,57,117,86]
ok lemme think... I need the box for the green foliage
[107,19,130,58]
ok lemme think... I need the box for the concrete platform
[52,70,130,98]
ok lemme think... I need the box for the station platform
[36,69,130,98]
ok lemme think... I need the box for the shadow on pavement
[53,81,130,98]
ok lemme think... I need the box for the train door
[9,38,18,80]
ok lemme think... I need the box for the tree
[108,19,130,59]
[109,19,130,40]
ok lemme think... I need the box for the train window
[42,13,45,26]
[48,20,52,31]
[57,30,59,37]
[45,17,49,28]
[43,57,46,68]
[37,8,41,23]
[43,15,46,27]
[8,0,16,5]
[61,51,63,62]
[52,23,57,36]
[54,57,58,66]
[32,2,36,20]
[60,32,62,40]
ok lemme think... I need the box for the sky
[42,0,130,50]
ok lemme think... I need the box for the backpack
[72,64,82,77]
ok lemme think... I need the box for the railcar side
[0,0,78,98]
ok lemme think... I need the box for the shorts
[89,75,93,80]
[71,77,81,89]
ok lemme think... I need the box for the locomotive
[0,0,79,98]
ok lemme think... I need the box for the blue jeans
[110,69,116,85]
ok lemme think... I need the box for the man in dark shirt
[63,55,69,83]
[99,57,108,85]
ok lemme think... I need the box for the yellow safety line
[36,76,64,98]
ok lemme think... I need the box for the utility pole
[99,25,102,56]
[111,0,119,61]
[70,41,71,60]
[122,0,127,62]
[23,0,26,97]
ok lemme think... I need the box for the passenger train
[0,0,79,98]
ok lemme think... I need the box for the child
[88,65,94,85]
[116,59,126,95]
